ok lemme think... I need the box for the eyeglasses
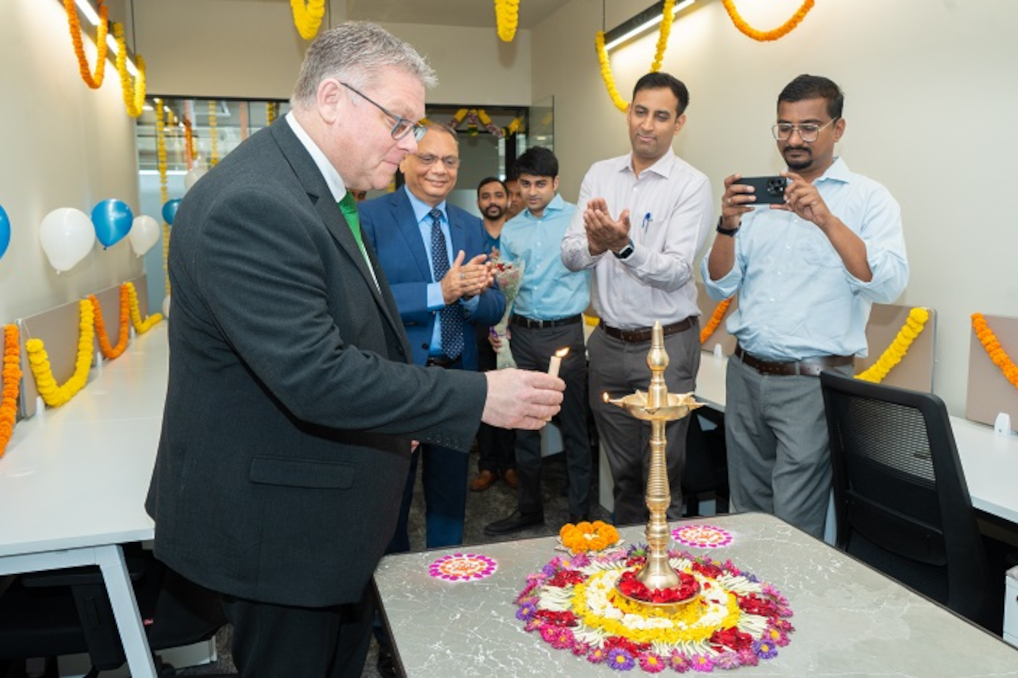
[771,117,839,143]
[341,82,425,142]
[412,153,460,169]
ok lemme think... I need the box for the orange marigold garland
[25,301,95,409]
[721,0,815,42]
[125,282,163,334]
[972,313,1018,390]
[559,520,621,553]
[63,0,109,89]
[700,298,732,344]
[112,22,146,118]
[0,325,22,458]
[90,288,130,360]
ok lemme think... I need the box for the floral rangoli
[428,553,497,582]
[671,524,734,549]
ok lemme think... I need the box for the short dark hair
[512,146,558,179]
[476,176,507,196]
[632,72,690,116]
[778,74,844,120]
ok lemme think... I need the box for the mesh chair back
[820,371,994,628]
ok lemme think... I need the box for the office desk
[375,513,1018,677]
[0,325,168,678]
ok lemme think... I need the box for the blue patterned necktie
[429,208,464,360]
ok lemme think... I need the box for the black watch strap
[716,217,739,237]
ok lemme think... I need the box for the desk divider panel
[18,300,94,419]
[855,303,937,393]
[965,313,1018,429]
[696,282,737,356]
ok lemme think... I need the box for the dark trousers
[510,323,590,517]
[475,325,515,473]
[222,588,374,678]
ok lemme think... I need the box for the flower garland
[516,545,793,673]
[183,116,196,168]
[25,301,95,409]
[0,325,22,458]
[700,298,732,344]
[156,100,171,295]
[290,0,326,40]
[855,307,930,384]
[495,0,520,42]
[971,313,1018,390]
[721,0,815,42]
[267,102,278,126]
[560,521,621,553]
[208,100,220,167]
[63,0,109,89]
[595,0,675,112]
[125,282,163,334]
[112,22,146,118]
[90,288,129,360]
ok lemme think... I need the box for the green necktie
[338,192,370,264]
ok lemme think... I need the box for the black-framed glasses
[772,117,839,143]
[412,153,460,169]
[341,82,425,142]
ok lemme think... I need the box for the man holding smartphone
[702,74,909,538]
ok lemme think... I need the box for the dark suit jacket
[145,119,487,608]
[360,189,505,370]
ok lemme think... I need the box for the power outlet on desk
[1005,566,1018,648]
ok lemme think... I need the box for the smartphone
[733,176,788,205]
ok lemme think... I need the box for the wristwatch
[613,239,635,260]
[715,217,739,237]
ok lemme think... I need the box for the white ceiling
[344,0,574,29]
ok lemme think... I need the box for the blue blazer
[360,189,505,371]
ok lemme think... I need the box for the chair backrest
[819,371,994,628]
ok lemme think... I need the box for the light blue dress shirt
[501,194,589,320]
[404,186,480,355]
[702,158,909,361]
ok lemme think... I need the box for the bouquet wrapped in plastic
[490,258,525,369]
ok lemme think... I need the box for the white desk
[0,325,168,678]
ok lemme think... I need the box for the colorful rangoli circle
[671,524,734,549]
[428,553,498,581]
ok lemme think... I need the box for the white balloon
[39,208,95,272]
[183,167,207,192]
[162,295,171,319]
[129,215,160,257]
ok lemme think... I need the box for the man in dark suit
[145,23,563,678]
[361,124,505,550]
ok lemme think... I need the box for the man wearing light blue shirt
[485,147,592,535]
[703,74,909,538]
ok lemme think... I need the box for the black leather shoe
[484,510,543,536]
[377,641,398,678]
[568,513,589,524]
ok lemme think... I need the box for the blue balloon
[91,199,134,248]
[162,199,182,226]
[0,205,9,260]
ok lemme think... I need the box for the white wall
[0,0,143,324]
[533,0,1018,415]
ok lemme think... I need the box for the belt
[425,354,459,368]
[510,314,582,330]
[601,317,694,343]
[734,344,853,377]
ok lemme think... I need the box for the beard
[783,146,812,171]
[484,205,505,219]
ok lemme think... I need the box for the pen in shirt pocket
[641,212,652,230]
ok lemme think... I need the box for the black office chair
[0,544,229,677]
[819,371,996,630]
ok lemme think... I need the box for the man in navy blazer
[361,125,505,551]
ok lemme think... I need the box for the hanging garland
[125,282,163,334]
[700,298,732,344]
[26,301,95,409]
[63,0,109,89]
[855,307,930,384]
[267,102,279,126]
[90,288,130,360]
[495,0,520,42]
[183,116,195,168]
[721,0,815,42]
[971,313,1018,390]
[291,0,326,41]
[208,100,220,167]
[112,22,146,117]
[155,101,171,296]
[594,0,675,113]
[0,325,22,458]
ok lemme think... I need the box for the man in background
[504,175,524,221]
[562,72,713,525]
[703,74,908,538]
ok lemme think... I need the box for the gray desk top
[375,513,1018,677]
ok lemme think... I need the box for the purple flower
[638,652,667,673]
[746,573,760,583]
[753,639,778,659]
[713,652,741,670]
[541,562,558,577]
[587,647,607,664]
[516,602,537,621]
[689,653,715,672]
[668,652,691,673]
[571,552,591,568]
[606,648,636,671]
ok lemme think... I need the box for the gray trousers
[725,354,853,538]
[510,322,591,518]
[587,322,700,525]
